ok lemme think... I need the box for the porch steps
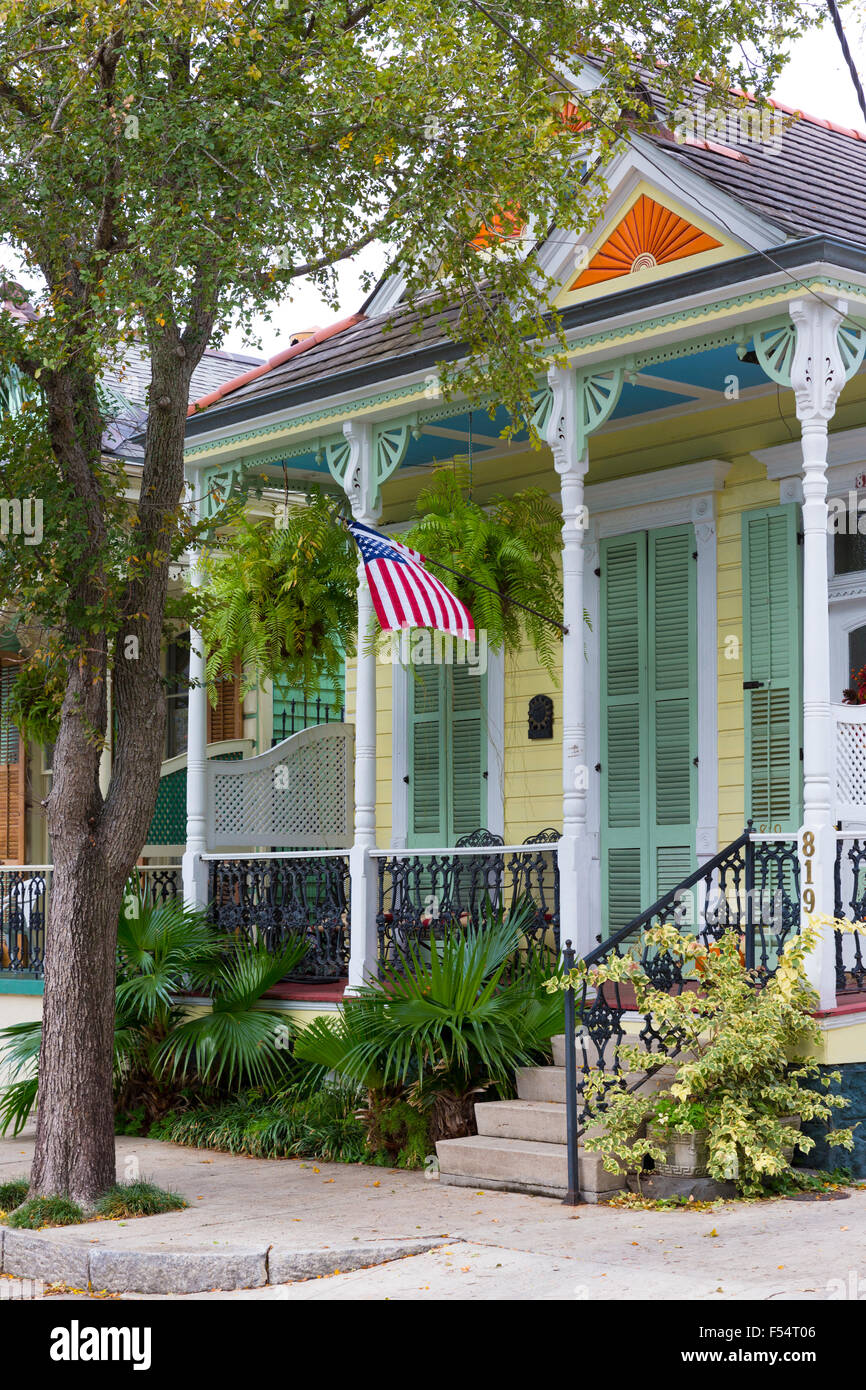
[435,1033,673,1202]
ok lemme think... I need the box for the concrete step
[435,1134,626,1202]
[475,1099,608,1146]
[516,1064,674,1105]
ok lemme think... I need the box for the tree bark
[29,326,203,1205]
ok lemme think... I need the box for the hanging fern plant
[198,489,357,700]
[5,658,65,744]
[403,464,564,676]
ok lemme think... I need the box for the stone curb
[0,1226,446,1295]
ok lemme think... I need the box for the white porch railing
[834,702,866,825]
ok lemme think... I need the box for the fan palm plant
[0,894,309,1135]
[295,899,562,1141]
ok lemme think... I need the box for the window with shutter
[0,657,26,863]
[600,525,696,932]
[742,505,802,832]
[208,656,243,743]
[408,657,486,847]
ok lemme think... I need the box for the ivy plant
[546,917,862,1196]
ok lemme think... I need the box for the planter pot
[647,1116,803,1180]
[646,1123,710,1177]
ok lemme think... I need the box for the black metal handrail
[560,825,801,1197]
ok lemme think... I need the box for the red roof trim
[728,86,866,140]
[679,135,750,163]
[188,311,366,415]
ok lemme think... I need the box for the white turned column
[791,297,846,1009]
[547,366,592,955]
[182,470,209,910]
[343,420,380,989]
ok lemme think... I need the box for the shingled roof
[186,86,866,430]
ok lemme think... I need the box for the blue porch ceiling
[250,341,774,481]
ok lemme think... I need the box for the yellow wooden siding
[504,642,562,842]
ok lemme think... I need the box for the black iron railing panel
[0,868,47,977]
[135,867,181,906]
[271,698,346,746]
[376,829,560,969]
[567,830,801,1126]
[207,855,350,981]
[834,836,866,992]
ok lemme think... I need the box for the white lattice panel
[206,723,354,849]
[835,704,866,825]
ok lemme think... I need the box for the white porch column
[342,420,380,988]
[547,366,592,956]
[791,297,846,1009]
[182,469,209,910]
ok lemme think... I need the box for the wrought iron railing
[206,852,350,981]
[834,834,866,993]
[374,828,561,969]
[562,828,800,1129]
[271,697,346,746]
[0,863,180,982]
[0,866,50,978]
[132,865,181,906]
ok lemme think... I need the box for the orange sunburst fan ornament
[571,194,722,289]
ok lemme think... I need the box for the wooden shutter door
[0,658,26,863]
[449,663,487,841]
[208,657,243,743]
[648,526,697,897]
[408,664,446,845]
[742,505,802,831]
[601,533,648,932]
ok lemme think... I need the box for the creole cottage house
[8,75,866,1188]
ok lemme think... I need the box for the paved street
[2,1131,865,1300]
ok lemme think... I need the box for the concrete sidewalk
[1,1130,864,1299]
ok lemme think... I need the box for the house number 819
[801,830,815,913]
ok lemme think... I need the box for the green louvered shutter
[742,505,802,832]
[649,526,697,895]
[408,660,487,846]
[450,663,486,840]
[409,665,446,844]
[601,533,648,932]
[601,526,697,934]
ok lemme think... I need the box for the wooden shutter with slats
[409,665,446,844]
[649,527,698,896]
[0,657,26,863]
[601,533,647,931]
[208,657,243,743]
[742,505,802,832]
[408,660,487,847]
[601,525,697,933]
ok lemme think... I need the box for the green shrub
[0,895,309,1136]
[0,1177,30,1211]
[154,1087,368,1165]
[6,1195,85,1228]
[95,1181,187,1219]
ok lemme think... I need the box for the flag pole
[340,516,568,635]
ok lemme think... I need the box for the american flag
[346,519,474,641]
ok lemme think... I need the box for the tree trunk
[28,329,202,1205]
